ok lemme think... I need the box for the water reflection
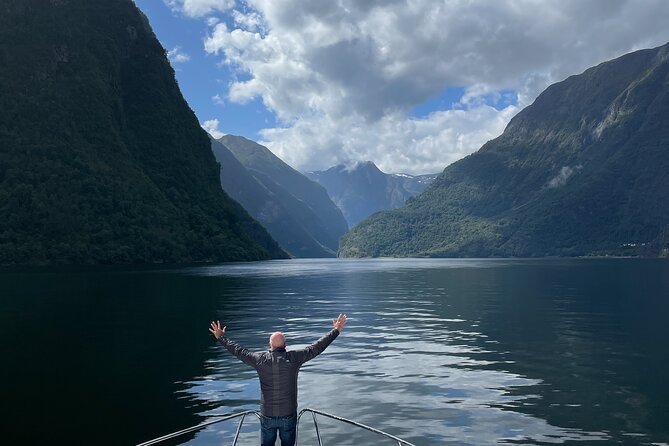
[175,259,669,445]
[2,259,667,445]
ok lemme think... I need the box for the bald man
[209,314,347,446]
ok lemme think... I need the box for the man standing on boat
[209,313,347,446]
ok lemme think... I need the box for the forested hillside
[0,0,286,265]
[340,42,669,258]
[219,135,348,256]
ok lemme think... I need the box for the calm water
[1,258,669,445]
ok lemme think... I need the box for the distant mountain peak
[306,163,438,227]
[325,160,380,174]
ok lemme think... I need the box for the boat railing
[136,410,260,446]
[136,407,416,446]
[297,408,416,446]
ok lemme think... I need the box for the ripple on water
[175,259,669,445]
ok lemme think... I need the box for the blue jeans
[260,412,297,446]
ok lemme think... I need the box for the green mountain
[340,42,669,258]
[306,161,437,227]
[211,137,339,257]
[218,135,348,256]
[0,0,287,265]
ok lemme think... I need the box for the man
[209,313,347,446]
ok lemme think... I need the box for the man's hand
[209,320,226,339]
[332,313,347,332]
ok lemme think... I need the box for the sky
[134,0,669,175]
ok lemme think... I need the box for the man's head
[269,331,286,350]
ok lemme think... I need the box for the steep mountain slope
[0,0,286,265]
[210,138,337,257]
[340,42,669,258]
[218,135,348,254]
[307,162,437,227]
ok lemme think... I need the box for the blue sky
[135,0,277,138]
[133,0,669,174]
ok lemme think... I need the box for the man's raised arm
[293,313,347,366]
[209,320,260,369]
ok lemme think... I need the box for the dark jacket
[217,329,339,416]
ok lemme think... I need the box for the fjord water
[1,259,668,445]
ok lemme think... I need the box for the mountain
[217,135,348,256]
[0,0,287,265]
[306,162,438,227]
[340,42,669,258]
[397,172,440,196]
[211,137,339,257]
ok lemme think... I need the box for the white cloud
[167,46,191,63]
[212,94,225,105]
[260,104,520,175]
[231,9,264,32]
[201,118,226,138]
[166,0,234,18]
[201,0,669,173]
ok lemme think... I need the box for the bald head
[269,331,286,350]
